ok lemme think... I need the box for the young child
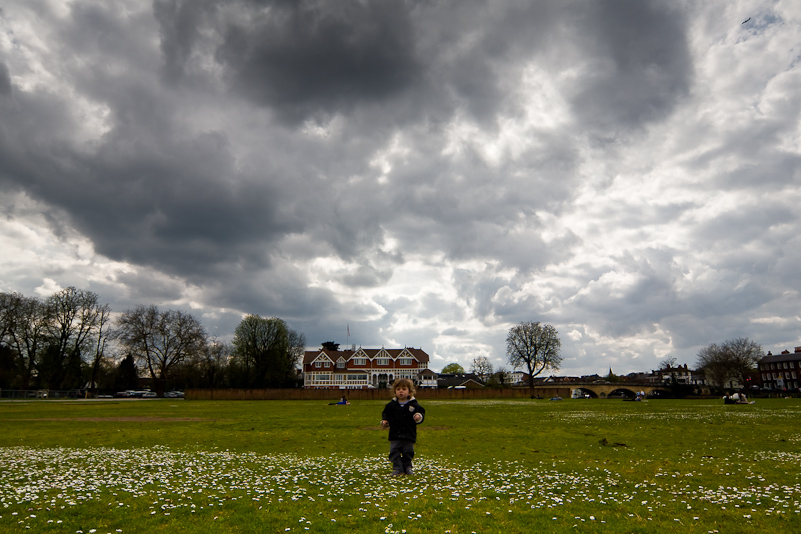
[381,378,425,476]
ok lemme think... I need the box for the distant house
[302,347,430,389]
[654,364,696,385]
[689,370,707,387]
[436,373,484,389]
[505,371,529,386]
[621,372,651,383]
[418,368,438,389]
[758,347,801,391]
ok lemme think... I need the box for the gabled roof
[349,348,369,360]
[437,373,483,388]
[303,349,351,365]
[303,347,430,365]
[395,348,430,363]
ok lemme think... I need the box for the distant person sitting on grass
[381,378,425,476]
[328,396,350,405]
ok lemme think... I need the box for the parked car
[164,391,184,398]
[141,391,157,398]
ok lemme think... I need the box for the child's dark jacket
[382,397,425,443]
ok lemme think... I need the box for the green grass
[1,397,800,533]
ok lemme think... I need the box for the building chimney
[795,346,801,353]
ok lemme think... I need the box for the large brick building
[302,347,433,389]
[758,346,801,391]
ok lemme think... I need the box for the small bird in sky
[742,17,751,24]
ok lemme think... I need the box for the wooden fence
[185,387,572,401]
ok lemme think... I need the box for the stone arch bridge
[533,382,672,399]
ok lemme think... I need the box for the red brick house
[302,347,431,389]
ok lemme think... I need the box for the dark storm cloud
[0,63,10,95]
[2,0,799,375]
[0,79,293,280]
[340,256,398,288]
[154,0,690,130]
[206,269,341,322]
[563,250,682,334]
[213,0,422,123]
[569,0,692,134]
[153,0,214,83]
[64,2,155,60]
[694,203,796,248]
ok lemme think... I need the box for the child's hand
[413,413,422,423]
[381,420,389,428]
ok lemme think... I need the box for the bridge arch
[553,382,671,399]
[570,387,597,399]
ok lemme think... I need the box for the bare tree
[506,321,562,390]
[1,292,49,389]
[659,356,677,370]
[0,292,15,342]
[696,337,763,391]
[725,338,764,385]
[470,356,494,383]
[116,305,207,395]
[88,303,112,394]
[45,287,109,388]
[200,338,231,388]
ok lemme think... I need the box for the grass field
[1,397,800,533]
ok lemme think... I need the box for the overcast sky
[1,0,800,376]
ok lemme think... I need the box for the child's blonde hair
[391,377,416,397]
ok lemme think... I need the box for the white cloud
[34,278,62,297]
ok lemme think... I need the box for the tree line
[448,321,767,394]
[1,288,768,397]
[0,288,305,395]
